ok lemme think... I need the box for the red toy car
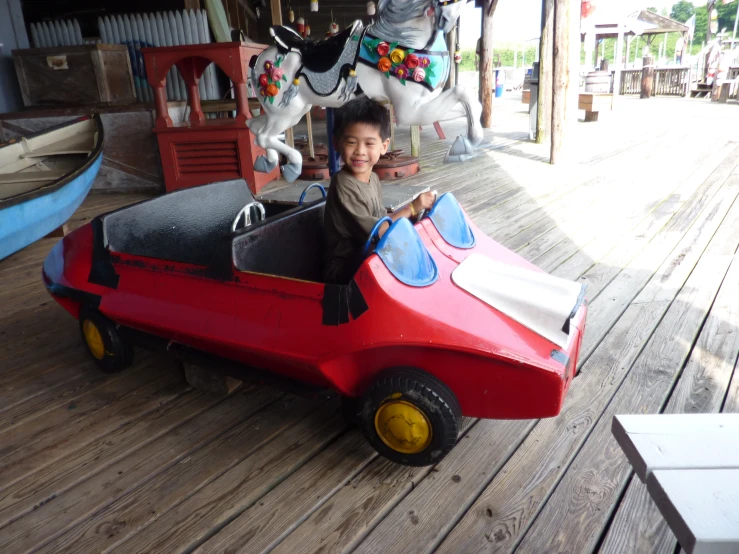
[43,179,587,466]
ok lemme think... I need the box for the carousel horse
[248,0,481,183]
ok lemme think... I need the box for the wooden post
[613,24,625,104]
[480,0,499,129]
[305,111,315,159]
[641,55,654,99]
[445,23,457,90]
[536,0,554,144]
[388,104,396,150]
[567,0,581,122]
[269,0,294,148]
[270,0,281,26]
[550,0,570,164]
[410,126,421,158]
[227,0,240,30]
[184,0,200,9]
[706,0,716,45]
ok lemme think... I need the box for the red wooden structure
[141,42,279,194]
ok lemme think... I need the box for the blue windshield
[428,192,476,249]
[376,218,438,287]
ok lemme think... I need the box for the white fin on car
[452,253,585,349]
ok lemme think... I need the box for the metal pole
[662,32,667,64]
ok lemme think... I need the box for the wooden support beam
[445,23,457,90]
[270,0,282,25]
[240,3,247,35]
[550,0,570,163]
[480,0,499,128]
[184,0,200,9]
[268,0,294,149]
[641,56,654,99]
[228,0,240,30]
[238,0,258,22]
[410,125,421,158]
[567,0,581,120]
[306,111,315,159]
[536,0,554,144]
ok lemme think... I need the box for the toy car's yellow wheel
[374,399,432,454]
[78,307,134,373]
[360,368,461,466]
[82,319,106,360]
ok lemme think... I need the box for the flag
[685,14,696,40]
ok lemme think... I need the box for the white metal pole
[634,36,640,64]
[601,38,605,64]
[615,24,624,100]
[662,32,667,64]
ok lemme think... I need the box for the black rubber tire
[78,307,134,373]
[359,367,461,467]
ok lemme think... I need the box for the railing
[620,70,641,95]
[620,67,690,97]
[729,67,739,101]
[654,68,690,96]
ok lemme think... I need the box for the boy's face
[337,122,390,181]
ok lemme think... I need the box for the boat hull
[0,155,102,260]
[0,115,104,261]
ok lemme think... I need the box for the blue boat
[0,115,103,260]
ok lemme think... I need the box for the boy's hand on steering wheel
[413,191,436,213]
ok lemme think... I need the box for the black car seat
[104,179,254,266]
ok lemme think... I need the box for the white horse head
[372,0,467,49]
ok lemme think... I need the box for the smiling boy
[323,98,435,284]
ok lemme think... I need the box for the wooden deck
[1,96,738,554]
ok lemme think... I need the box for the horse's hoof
[444,151,470,164]
[444,136,473,163]
[281,162,302,183]
[448,135,474,157]
[255,156,278,173]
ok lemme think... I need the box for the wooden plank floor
[1,96,738,554]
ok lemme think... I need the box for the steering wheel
[299,183,327,205]
[363,217,392,258]
[232,201,266,232]
[416,189,438,220]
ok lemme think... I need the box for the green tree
[646,7,658,13]
[716,1,737,36]
[688,3,736,45]
[694,6,708,43]
[670,0,694,23]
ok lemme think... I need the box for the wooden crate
[12,44,136,107]
[578,92,613,122]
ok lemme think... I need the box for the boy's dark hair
[333,97,391,141]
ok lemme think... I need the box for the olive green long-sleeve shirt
[323,169,384,284]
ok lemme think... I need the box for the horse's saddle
[271,21,364,96]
